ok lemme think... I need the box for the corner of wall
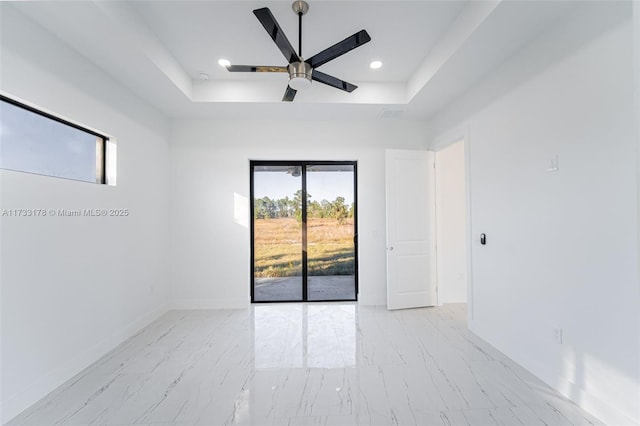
[634,1,640,423]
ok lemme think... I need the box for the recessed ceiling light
[218,59,231,67]
[199,72,209,81]
[370,60,382,69]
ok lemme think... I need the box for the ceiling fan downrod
[288,0,311,91]
[292,0,308,57]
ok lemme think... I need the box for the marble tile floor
[9,304,603,426]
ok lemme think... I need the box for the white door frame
[431,126,473,322]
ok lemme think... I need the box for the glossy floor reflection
[9,304,602,425]
[254,305,356,369]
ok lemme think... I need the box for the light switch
[547,155,559,172]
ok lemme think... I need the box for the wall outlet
[553,327,563,344]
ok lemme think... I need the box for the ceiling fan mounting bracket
[292,1,309,16]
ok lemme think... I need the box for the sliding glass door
[306,164,356,301]
[251,161,357,302]
[252,164,304,301]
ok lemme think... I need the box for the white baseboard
[171,298,249,310]
[1,303,169,424]
[468,320,639,426]
[549,376,639,426]
[357,293,386,306]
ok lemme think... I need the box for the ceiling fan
[226,0,371,102]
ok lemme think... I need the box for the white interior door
[385,149,437,310]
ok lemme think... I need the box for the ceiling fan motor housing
[288,61,312,90]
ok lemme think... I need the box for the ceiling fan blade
[312,70,357,93]
[226,65,288,73]
[306,30,371,69]
[282,86,297,102]
[253,8,301,64]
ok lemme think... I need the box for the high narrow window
[0,95,108,184]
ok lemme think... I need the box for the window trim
[0,94,109,184]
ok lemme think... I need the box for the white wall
[169,119,429,308]
[435,140,468,304]
[427,2,639,425]
[634,4,640,424]
[0,5,170,422]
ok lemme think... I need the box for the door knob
[388,246,394,251]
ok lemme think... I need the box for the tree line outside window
[254,190,354,223]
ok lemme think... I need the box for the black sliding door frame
[250,160,358,303]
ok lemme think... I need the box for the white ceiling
[8,1,580,120]
[131,1,466,83]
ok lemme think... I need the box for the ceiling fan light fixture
[287,61,312,90]
[289,76,312,90]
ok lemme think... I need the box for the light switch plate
[553,327,563,344]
